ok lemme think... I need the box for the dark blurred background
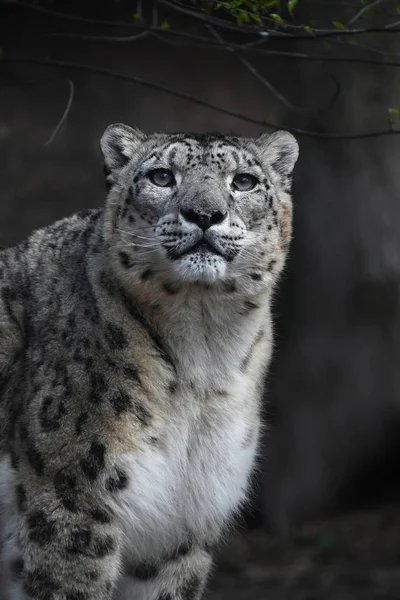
[2,0,400,597]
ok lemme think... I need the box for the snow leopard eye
[148,168,175,188]
[232,174,258,192]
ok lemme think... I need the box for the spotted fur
[0,125,298,599]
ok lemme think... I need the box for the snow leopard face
[101,126,298,284]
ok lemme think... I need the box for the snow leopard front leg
[116,546,213,600]
[0,454,123,600]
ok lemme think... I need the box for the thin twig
[386,19,400,28]
[206,24,314,114]
[160,0,400,39]
[331,37,400,57]
[136,0,143,21]
[152,0,159,28]
[346,0,387,28]
[1,55,400,140]
[5,0,400,39]
[0,0,146,28]
[5,0,400,65]
[49,31,400,69]
[43,78,74,146]
[46,21,278,53]
[50,31,151,43]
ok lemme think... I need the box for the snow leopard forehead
[134,134,265,180]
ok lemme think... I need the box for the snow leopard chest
[112,381,260,562]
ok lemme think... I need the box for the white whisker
[115,243,160,250]
[115,247,160,257]
[116,228,156,241]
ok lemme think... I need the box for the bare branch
[152,0,159,28]
[44,78,74,146]
[4,0,400,40]
[206,24,315,114]
[50,31,151,43]
[386,19,400,28]
[48,31,400,69]
[1,55,399,140]
[346,0,387,28]
[5,0,400,68]
[2,1,273,48]
[331,38,400,57]
[136,0,143,22]
[0,0,147,28]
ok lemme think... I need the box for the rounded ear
[256,130,299,179]
[100,123,146,172]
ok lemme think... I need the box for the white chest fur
[113,376,261,562]
[111,289,271,562]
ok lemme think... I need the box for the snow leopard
[0,124,298,600]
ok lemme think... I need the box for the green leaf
[237,11,251,24]
[396,5,400,14]
[388,108,400,115]
[132,11,141,22]
[160,20,170,29]
[250,14,262,25]
[333,21,346,29]
[288,0,298,15]
[301,24,314,35]
[270,13,285,24]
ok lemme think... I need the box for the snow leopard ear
[256,130,299,179]
[100,123,146,172]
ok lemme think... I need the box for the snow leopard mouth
[168,239,227,261]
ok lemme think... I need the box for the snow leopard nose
[180,208,227,230]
